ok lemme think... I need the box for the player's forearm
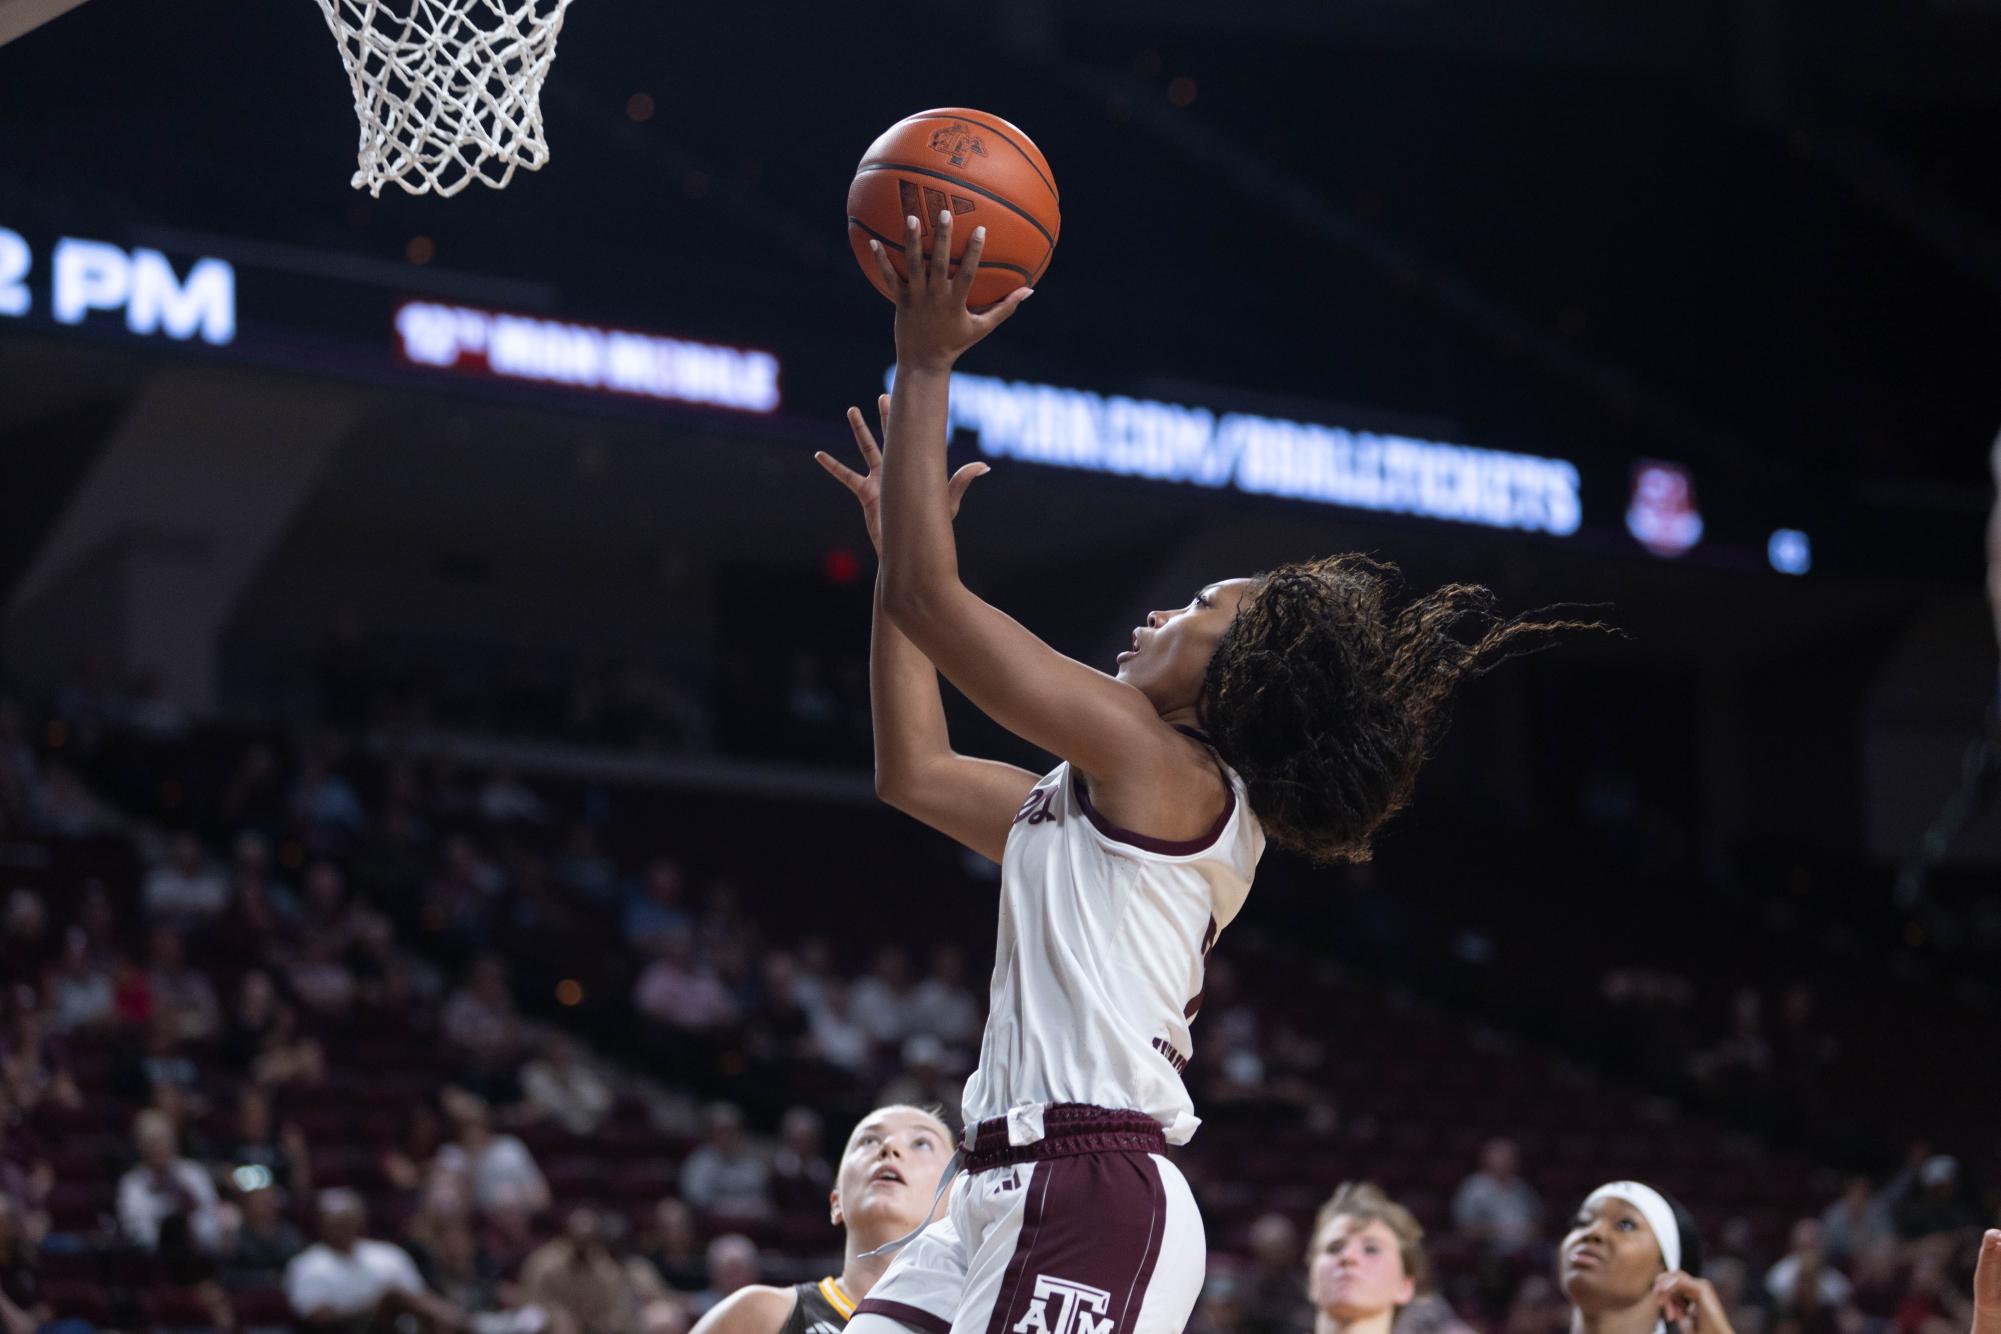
[879,365,961,613]
[871,572,953,798]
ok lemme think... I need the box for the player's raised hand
[816,393,989,553]
[870,210,1033,373]
[1975,1230,2001,1334]
[1653,1271,1734,1334]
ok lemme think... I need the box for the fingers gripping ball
[847,108,1059,308]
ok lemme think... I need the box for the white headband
[1584,1181,1681,1276]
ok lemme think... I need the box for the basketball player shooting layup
[813,209,1599,1334]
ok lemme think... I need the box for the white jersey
[961,736,1263,1145]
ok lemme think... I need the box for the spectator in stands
[679,1104,769,1220]
[1452,1138,1544,1258]
[875,1035,959,1115]
[1892,1158,1983,1241]
[146,925,222,1042]
[442,956,526,1100]
[1765,1220,1854,1316]
[118,1109,225,1257]
[848,947,913,1047]
[437,1088,550,1218]
[690,1235,761,1318]
[286,1187,465,1331]
[555,824,619,908]
[519,1031,614,1137]
[522,1206,669,1334]
[767,1107,832,1215]
[1559,1182,1731,1334]
[0,1115,53,1239]
[634,930,738,1032]
[742,953,811,1065]
[118,1012,203,1113]
[223,968,326,1090]
[382,1101,448,1198]
[218,741,287,838]
[1302,1183,1446,1334]
[643,1199,707,1294]
[222,1182,307,1284]
[219,831,302,957]
[43,925,115,1034]
[292,750,368,849]
[803,981,872,1076]
[1241,1212,1306,1334]
[1893,1248,1971,1334]
[689,1104,957,1334]
[287,933,360,1021]
[2,990,80,1119]
[1819,1178,1893,1266]
[143,832,229,925]
[34,762,122,840]
[420,1215,553,1333]
[217,1086,312,1196]
[477,769,547,826]
[906,945,980,1049]
[0,893,49,985]
[0,1193,54,1334]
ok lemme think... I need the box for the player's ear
[829,1187,844,1228]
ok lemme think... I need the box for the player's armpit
[879,753,1041,864]
[688,1285,800,1334]
[882,581,1182,786]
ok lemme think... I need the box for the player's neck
[1315,1307,1395,1334]
[839,1239,895,1304]
[1571,1300,1660,1334]
[1159,702,1204,734]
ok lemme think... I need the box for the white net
[312,0,577,198]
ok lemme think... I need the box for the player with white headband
[1558,1181,1731,1334]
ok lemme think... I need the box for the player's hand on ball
[816,392,989,553]
[871,210,1033,373]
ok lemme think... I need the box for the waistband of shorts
[961,1104,1167,1172]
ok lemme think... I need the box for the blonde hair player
[692,1107,955,1334]
[810,207,1596,1334]
[1305,1182,1427,1334]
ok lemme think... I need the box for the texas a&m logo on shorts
[1012,1275,1114,1334]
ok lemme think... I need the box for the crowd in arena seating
[0,674,1994,1333]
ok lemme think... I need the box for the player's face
[1115,579,1254,711]
[1559,1197,1664,1311]
[830,1107,953,1234]
[1307,1216,1415,1320]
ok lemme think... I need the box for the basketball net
[311,0,577,198]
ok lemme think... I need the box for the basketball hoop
[311,0,577,198]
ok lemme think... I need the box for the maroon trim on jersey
[853,1299,951,1334]
[1075,771,1235,856]
[984,1153,1173,1334]
[962,1104,1166,1173]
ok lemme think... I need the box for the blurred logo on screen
[1625,460,1703,557]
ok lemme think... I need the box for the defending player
[813,210,1596,1334]
[691,1106,956,1334]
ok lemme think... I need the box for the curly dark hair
[1201,554,1607,864]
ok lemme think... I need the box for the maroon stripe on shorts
[985,1152,1172,1334]
[854,1299,952,1334]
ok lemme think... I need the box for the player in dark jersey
[690,1106,954,1334]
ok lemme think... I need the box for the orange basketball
[847,108,1060,309]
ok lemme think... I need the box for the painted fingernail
[939,209,951,225]
[974,226,986,240]
[906,215,919,230]
[868,239,880,252]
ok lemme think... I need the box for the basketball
[846,108,1060,309]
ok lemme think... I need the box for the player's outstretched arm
[870,211,1185,789]
[1974,1229,2000,1334]
[817,396,1038,863]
